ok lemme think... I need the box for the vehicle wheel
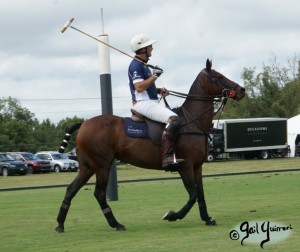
[2,168,9,176]
[207,154,215,162]
[54,165,61,173]
[259,150,269,159]
[27,167,33,174]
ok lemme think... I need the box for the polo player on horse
[128,34,184,169]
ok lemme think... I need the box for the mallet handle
[69,26,155,69]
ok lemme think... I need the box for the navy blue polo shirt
[128,56,158,102]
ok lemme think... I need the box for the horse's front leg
[163,169,197,222]
[195,167,217,225]
[163,190,197,222]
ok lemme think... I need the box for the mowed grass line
[0,171,299,252]
[1,158,299,189]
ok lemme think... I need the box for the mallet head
[61,18,75,33]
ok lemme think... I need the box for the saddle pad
[124,117,148,138]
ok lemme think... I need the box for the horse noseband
[229,89,236,98]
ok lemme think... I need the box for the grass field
[1,158,299,189]
[0,159,299,251]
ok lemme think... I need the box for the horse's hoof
[116,224,126,231]
[55,226,64,233]
[205,217,217,226]
[162,211,177,222]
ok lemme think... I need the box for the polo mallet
[60,18,157,69]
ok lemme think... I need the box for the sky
[1,0,299,124]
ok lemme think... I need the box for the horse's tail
[58,122,82,153]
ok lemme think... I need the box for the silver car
[35,151,79,173]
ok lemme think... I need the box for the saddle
[123,110,165,146]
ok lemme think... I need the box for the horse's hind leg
[55,168,94,233]
[93,171,126,231]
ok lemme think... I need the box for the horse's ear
[206,59,212,72]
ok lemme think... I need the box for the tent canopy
[287,115,300,157]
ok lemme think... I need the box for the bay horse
[55,59,245,233]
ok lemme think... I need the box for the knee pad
[165,116,181,134]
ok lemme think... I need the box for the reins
[162,68,234,116]
[162,89,230,117]
[160,70,233,134]
[167,90,225,102]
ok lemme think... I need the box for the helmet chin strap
[145,47,150,59]
[145,52,150,62]
[137,48,150,62]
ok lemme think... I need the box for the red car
[9,152,51,174]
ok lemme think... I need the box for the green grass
[0,158,299,189]
[0,161,299,251]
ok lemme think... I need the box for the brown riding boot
[161,131,184,169]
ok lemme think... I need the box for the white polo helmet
[130,34,157,53]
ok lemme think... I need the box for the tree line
[1,55,299,153]
[222,55,300,118]
[0,97,84,153]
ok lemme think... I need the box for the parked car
[9,152,52,173]
[0,152,30,176]
[35,151,79,172]
[63,148,77,161]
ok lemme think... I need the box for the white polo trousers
[132,100,177,123]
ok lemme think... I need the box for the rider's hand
[153,66,163,78]
[158,87,169,97]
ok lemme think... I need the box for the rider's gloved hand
[153,66,163,78]
[158,87,169,97]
